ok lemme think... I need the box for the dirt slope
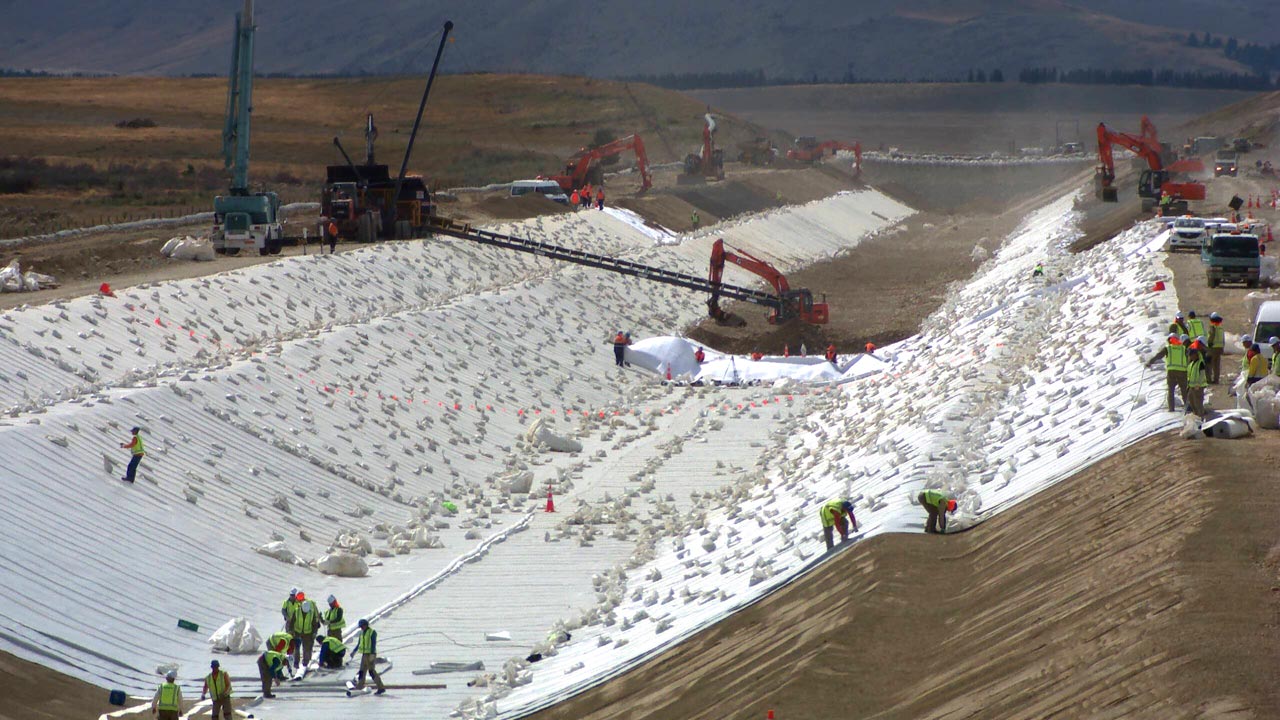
[529,432,1280,720]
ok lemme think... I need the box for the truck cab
[1214,150,1239,177]
[1201,231,1260,287]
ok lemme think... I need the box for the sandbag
[315,552,369,577]
[255,541,303,565]
[160,237,182,257]
[0,260,22,292]
[207,617,262,654]
[524,418,583,453]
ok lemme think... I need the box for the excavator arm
[708,239,827,324]
[551,133,654,192]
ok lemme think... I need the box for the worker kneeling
[317,634,348,669]
[819,498,858,550]
[918,489,957,534]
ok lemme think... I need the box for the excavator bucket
[1094,173,1118,203]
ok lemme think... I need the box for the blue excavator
[212,0,283,256]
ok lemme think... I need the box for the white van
[1252,300,1280,358]
[510,179,570,204]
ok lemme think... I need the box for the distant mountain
[0,0,1276,80]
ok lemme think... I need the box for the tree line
[618,66,1276,91]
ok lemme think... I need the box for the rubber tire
[224,247,240,257]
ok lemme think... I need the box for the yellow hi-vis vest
[357,627,377,655]
[157,682,180,711]
[1188,358,1208,388]
[206,669,230,698]
[1164,342,1188,372]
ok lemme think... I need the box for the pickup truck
[1202,232,1260,287]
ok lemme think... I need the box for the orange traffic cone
[545,489,555,513]
[99,282,116,297]
[1151,280,1166,292]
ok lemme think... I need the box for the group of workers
[819,488,957,548]
[150,589,385,716]
[570,183,605,211]
[1145,310,1226,415]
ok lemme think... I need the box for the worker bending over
[318,635,348,669]
[818,498,858,550]
[918,489,957,534]
[257,649,288,699]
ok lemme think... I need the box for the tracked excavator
[425,217,828,325]
[1096,116,1206,213]
[679,114,725,183]
[545,134,653,192]
[787,138,863,176]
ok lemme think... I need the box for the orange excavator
[787,137,863,175]
[546,134,653,193]
[1096,116,1206,212]
[708,238,829,324]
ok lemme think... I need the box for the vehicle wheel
[395,220,412,240]
[224,248,240,257]
[259,247,270,256]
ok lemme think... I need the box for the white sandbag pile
[524,418,583,453]
[1243,375,1280,428]
[0,259,58,292]
[254,541,304,565]
[207,617,263,654]
[161,236,216,261]
[315,552,369,577]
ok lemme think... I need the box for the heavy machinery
[736,136,776,166]
[1095,116,1206,212]
[708,239,828,324]
[544,134,653,193]
[320,21,452,243]
[679,114,725,184]
[786,137,863,176]
[425,216,829,325]
[212,0,283,257]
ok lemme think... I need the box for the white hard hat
[165,670,176,680]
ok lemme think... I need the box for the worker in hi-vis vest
[1206,312,1225,384]
[818,499,857,550]
[918,489,957,534]
[200,659,232,720]
[354,619,386,694]
[1145,333,1189,412]
[151,669,183,720]
[323,594,346,639]
[120,426,145,483]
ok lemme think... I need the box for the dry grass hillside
[0,74,771,236]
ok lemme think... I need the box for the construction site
[3,5,1280,720]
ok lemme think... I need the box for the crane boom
[212,0,282,257]
[425,217,828,324]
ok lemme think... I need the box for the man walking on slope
[151,669,183,720]
[918,489,957,534]
[120,426,145,483]
[199,660,233,720]
[1145,333,1189,412]
[608,330,629,367]
[354,619,386,695]
[819,499,858,550]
